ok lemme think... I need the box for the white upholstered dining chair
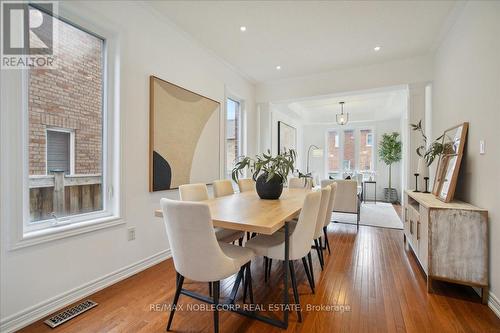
[322,183,337,254]
[160,198,255,333]
[288,177,312,189]
[322,179,360,230]
[312,186,331,271]
[179,183,209,202]
[213,179,235,198]
[245,191,321,321]
[278,186,331,272]
[237,178,255,192]
[178,183,244,244]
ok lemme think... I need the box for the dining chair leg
[247,263,254,304]
[267,258,273,280]
[213,281,220,333]
[243,262,254,304]
[238,237,243,246]
[323,226,331,254]
[167,272,184,331]
[302,257,315,294]
[228,266,245,304]
[264,257,268,282]
[288,261,302,322]
[318,237,326,265]
[307,252,315,289]
[209,282,213,297]
[314,239,324,270]
[247,232,251,241]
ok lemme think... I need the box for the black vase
[255,173,283,200]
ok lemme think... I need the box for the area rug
[332,202,403,229]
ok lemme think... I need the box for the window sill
[10,215,124,250]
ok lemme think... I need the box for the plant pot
[255,173,283,200]
[384,188,399,203]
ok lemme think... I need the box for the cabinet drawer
[408,205,419,247]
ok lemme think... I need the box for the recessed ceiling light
[240,26,246,32]
[276,65,281,70]
[374,46,381,52]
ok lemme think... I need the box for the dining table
[154,187,311,329]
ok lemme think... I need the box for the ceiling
[148,1,456,83]
[271,87,407,124]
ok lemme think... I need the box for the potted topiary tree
[232,149,296,200]
[378,132,402,203]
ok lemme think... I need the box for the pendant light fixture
[336,101,349,125]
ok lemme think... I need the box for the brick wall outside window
[29,18,103,175]
[359,129,373,171]
[343,130,355,170]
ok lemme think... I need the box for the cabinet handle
[405,208,408,222]
[417,221,420,240]
[410,220,413,234]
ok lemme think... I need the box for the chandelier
[336,101,349,125]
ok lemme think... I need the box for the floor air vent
[44,300,98,328]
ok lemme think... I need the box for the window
[359,129,374,171]
[26,10,110,230]
[327,131,340,175]
[225,98,241,178]
[326,128,375,178]
[343,130,355,171]
[366,132,373,147]
[46,128,74,175]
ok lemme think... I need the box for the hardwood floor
[19,216,500,332]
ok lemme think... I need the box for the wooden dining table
[154,187,311,329]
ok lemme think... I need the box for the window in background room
[359,129,374,171]
[226,98,241,178]
[327,130,340,178]
[27,10,106,228]
[46,128,74,175]
[343,129,355,171]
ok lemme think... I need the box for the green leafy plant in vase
[232,149,296,199]
[378,132,402,203]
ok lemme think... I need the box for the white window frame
[45,127,75,175]
[224,88,245,179]
[0,6,122,249]
[326,130,341,174]
[366,132,374,147]
[324,127,376,178]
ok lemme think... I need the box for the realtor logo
[1,1,58,69]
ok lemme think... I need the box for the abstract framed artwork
[149,75,220,191]
[277,121,297,153]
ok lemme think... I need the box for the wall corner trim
[0,249,171,333]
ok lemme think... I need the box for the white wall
[432,0,500,312]
[257,103,305,172]
[407,83,429,191]
[304,118,402,201]
[0,1,256,330]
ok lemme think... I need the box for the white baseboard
[489,291,500,319]
[0,249,171,333]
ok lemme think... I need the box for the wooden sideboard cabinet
[403,190,489,304]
